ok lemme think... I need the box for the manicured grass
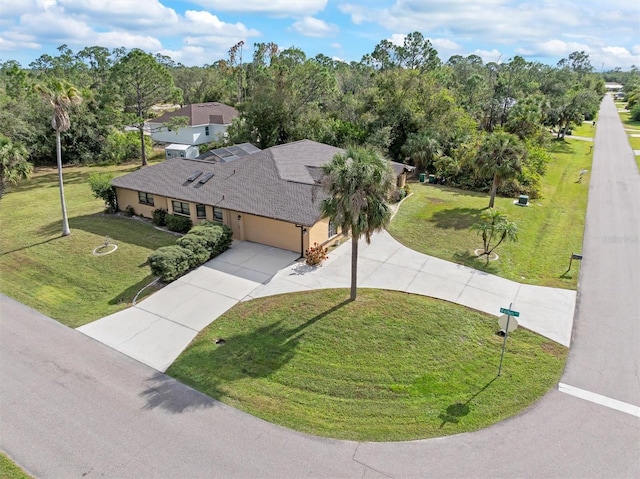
[388,139,592,289]
[570,122,596,138]
[168,289,567,441]
[0,161,176,328]
[0,452,31,479]
[617,111,640,169]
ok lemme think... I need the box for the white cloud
[473,48,504,64]
[330,42,341,49]
[58,0,180,28]
[431,38,459,51]
[182,10,260,37]
[388,33,405,47]
[190,0,327,16]
[291,17,338,38]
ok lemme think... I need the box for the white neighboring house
[147,102,239,146]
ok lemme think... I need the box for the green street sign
[500,307,520,317]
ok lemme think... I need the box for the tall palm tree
[321,146,396,300]
[35,79,82,236]
[0,137,32,200]
[474,129,525,209]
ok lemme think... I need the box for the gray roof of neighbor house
[111,140,415,226]
[150,102,239,126]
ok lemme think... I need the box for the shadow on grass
[0,237,59,256]
[69,213,176,249]
[439,376,498,427]
[452,250,500,275]
[109,274,159,305]
[547,139,574,154]
[429,207,483,230]
[150,299,351,414]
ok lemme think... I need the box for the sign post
[497,304,519,376]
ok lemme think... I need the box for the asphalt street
[1,95,638,478]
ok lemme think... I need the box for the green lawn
[618,110,640,169]
[570,121,596,138]
[168,289,567,441]
[0,162,176,328]
[0,453,30,479]
[388,139,592,289]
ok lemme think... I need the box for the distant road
[1,95,638,478]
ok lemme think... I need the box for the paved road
[1,95,638,478]
[561,94,640,406]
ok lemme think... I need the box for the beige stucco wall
[114,187,341,255]
[397,172,407,188]
[115,188,168,218]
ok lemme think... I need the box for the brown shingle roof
[112,139,410,226]
[151,102,239,126]
[112,140,337,226]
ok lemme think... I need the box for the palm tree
[0,137,32,200]
[474,129,525,208]
[471,208,518,264]
[321,146,396,300]
[35,79,82,236]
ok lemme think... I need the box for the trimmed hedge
[176,233,210,267]
[189,221,233,256]
[148,220,233,281]
[166,214,192,233]
[148,245,194,282]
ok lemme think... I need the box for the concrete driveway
[78,242,298,372]
[80,230,576,373]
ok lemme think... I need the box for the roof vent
[186,171,203,182]
[198,172,214,184]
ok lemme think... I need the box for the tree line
[3,33,636,201]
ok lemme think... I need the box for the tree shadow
[69,213,175,249]
[438,375,498,428]
[429,207,483,230]
[143,299,351,413]
[547,139,574,154]
[0,237,58,256]
[452,250,500,275]
[140,372,219,413]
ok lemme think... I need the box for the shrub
[305,242,328,266]
[176,233,210,267]
[148,245,193,281]
[630,104,640,122]
[403,184,411,196]
[98,129,151,165]
[152,208,168,226]
[189,221,233,258]
[389,188,406,203]
[88,173,117,213]
[166,214,192,234]
[124,205,136,217]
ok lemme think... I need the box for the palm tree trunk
[56,131,71,236]
[350,236,358,301]
[488,173,499,208]
[139,125,148,166]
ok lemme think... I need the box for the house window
[179,151,185,157]
[138,192,154,206]
[328,220,338,238]
[196,204,206,218]
[213,207,223,222]
[172,200,190,216]
[205,126,210,136]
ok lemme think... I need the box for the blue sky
[1,1,639,70]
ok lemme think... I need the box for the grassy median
[168,289,567,441]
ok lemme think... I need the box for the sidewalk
[79,232,576,372]
[249,230,576,347]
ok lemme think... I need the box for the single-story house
[605,82,623,92]
[111,140,414,255]
[148,102,239,146]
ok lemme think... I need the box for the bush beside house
[148,221,233,281]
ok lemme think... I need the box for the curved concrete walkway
[79,229,576,372]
